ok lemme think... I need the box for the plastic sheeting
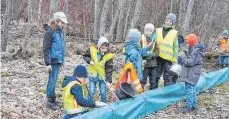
[71,68,229,119]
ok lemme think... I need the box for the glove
[90,60,95,65]
[147,52,156,58]
[46,65,52,72]
[178,51,186,57]
[95,101,108,108]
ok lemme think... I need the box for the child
[43,12,68,110]
[83,37,114,103]
[177,33,205,113]
[216,30,229,68]
[62,65,95,118]
[140,23,159,90]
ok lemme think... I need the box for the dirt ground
[1,25,229,119]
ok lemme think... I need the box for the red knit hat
[185,34,199,47]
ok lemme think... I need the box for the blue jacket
[62,76,95,107]
[124,43,150,80]
[178,44,205,85]
[43,26,65,66]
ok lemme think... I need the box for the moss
[39,89,47,94]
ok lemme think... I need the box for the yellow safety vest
[88,46,115,79]
[63,81,89,114]
[156,28,177,62]
[219,38,229,52]
[141,35,156,55]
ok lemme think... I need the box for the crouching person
[62,65,95,118]
[176,34,205,113]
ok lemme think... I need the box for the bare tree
[130,0,143,28]
[182,0,195,36]
[99,0,112,37]
[50,0,59,18]
[1,0,12,52]
[38,0,43,23]
[93,0,102,40]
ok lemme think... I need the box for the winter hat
[144,23,155,32]
[165,13,177,25]
[222,30,229,36]
[97,37,109,49]
[185,33,199,47]
[127,29,141,43]
[73,65,88,78]
[53,12,68,23]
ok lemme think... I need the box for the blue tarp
[71,68,229,119]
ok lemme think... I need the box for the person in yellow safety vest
[216,30,229,68]
[83,37,115,103]
[155,13,179,87]
[140,23,159,90]
[62,65,95,118]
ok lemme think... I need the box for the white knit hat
[53,12,68,23]
[144,23,155,32]
[97,37,109,49]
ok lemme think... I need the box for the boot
[46,98,60,110]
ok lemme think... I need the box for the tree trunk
[178,0,187,32]
[115,0,128,41]
[99,0,112,37]
[93,0,102,41]
[130,0,143,28]
[182,0,195,36]
[83,0,87,43]
[1,0,12,52]
[50,0,59,18]
[123,0,134,40]
[38,0,43,23]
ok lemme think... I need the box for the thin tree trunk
[115,0,128,41]
[182,0,195,36]
[178,0,186,32]
[99,0,112,37]
[130,0,143,28]
[1,0,12,52]
[50,0,59,18]
[123,0,134,40]
[93,0,102,41]
[28,0,33,22]
[83,0,87,43]
[38,0,43,23]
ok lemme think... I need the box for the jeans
[89,76,107,102]
[219,56,229,65]
[185,83,197,109]
[47,64,61,98]
[141,67,157,90]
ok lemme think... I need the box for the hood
[124,42,141,55]
[194,43,205,57]
[62,76,79,88]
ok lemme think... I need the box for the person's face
[223,35,228,39]
[57,21,65,29]
[99,45,108,53]
[144,29,153,37]
[165,19,173,26]
[78,77,87,84]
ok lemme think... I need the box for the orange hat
[185,33,199,47]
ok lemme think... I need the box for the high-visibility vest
[141,35,156,55]
[63,81,89,114]
[88,46,115,79]
[219,38,229,52]
[115,62,143,93]
[156,28,178,62]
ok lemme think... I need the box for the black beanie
[73,65,88,78]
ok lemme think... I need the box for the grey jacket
[178,44,205,86]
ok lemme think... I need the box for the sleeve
[179,49,198,67]
[83,49,92,64]
[105,58,114,83]
[71,85,95,107]
[173,35,179,60]
[129,51,137,69]
[43,31,53,66]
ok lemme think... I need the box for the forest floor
[1,25,229,119]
